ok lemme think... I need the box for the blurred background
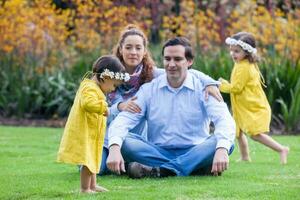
[0,0,299,133]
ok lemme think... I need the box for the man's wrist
[216,147,228,154]
[109,144,120,149]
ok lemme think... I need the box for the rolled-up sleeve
[204,96,235,151]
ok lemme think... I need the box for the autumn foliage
[0,0,299,132]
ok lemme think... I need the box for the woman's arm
[153,67,222,101]
[108,90,141,123]
[152,67,164,78]
[107,97,123,124]
[189,69,223,101]
[188,69,220,86]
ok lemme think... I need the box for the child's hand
[103,109,109,117]
[218,78,229,84]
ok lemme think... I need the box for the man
[106,37,235,178]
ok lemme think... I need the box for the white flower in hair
[109,71,114,78]
[115,72,121,80]
[99,69,130,82]
[225,37,257,54]
[100,69,110,78]
[124,73,130,82]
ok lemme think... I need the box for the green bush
[0,48,299,133]
[0,52,97,119]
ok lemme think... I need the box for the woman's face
[120,35,145,71]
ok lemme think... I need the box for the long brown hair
[113,24,155,85]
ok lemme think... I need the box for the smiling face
[229,45,247,62]
[163,45,193,88]
[119,35,145,72]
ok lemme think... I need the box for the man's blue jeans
[121,134,234,176]
[98,147,109,175]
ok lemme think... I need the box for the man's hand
[205,85,223,102]
[106,145,126,175]
[211,148,229,176]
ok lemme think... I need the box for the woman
[99,24,222,175]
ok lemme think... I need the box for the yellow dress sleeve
[220,63,250,94]
[80,83,108,114]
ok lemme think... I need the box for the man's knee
[121,135,143,159]
[122,136,136,153]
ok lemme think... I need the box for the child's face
[229,45,246,62]
[100,78,123,94]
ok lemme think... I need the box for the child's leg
[80,166,93,193]
[237,132,251,161]
[251,133,289,164]
[90,174,108,192]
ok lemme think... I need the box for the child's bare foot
[236,157,252,162]
[280,147,289,164]
[92,185,108,192]
[81,189,96,194]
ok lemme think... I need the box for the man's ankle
[159,167,176,177]
[128,162,176,179]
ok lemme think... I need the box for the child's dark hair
[231,32,260,63]
[92,55,126,82]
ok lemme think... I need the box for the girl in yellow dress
[57,55,130,193]
[219,32,289,164]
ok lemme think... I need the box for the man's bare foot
[92,185,108,192]
[280,147,289,164]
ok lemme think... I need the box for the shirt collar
[158,72,195,91]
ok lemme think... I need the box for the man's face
[163,45,193,85]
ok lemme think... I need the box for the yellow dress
[57,79,108,174]
[220,60,271,136]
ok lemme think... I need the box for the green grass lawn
[0,126,299,200]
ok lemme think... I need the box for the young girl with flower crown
[57,55,130,193]
[219,32,289,164]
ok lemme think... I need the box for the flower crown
[225,37,257,54]
[99,69,130,82]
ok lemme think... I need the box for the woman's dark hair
[92,55,126,82]
[162,37,194,69]
[231,32,260,63]
[113,24,155,85]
